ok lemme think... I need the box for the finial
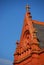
[26,4,30,12]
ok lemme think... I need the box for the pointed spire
[26,4,32,19]
[26,0,30,12]
[26,4,30,12]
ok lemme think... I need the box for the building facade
[13,5,44,65]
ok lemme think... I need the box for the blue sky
[0,0,44,64]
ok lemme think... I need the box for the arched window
[23,30,30,39]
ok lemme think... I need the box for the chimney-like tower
[13,4,44,65]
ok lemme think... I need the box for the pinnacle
[26,4,30,12]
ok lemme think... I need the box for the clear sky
[0,0,44,64]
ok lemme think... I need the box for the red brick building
[13,5,44,65]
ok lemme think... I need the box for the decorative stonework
[13,5,44,65]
